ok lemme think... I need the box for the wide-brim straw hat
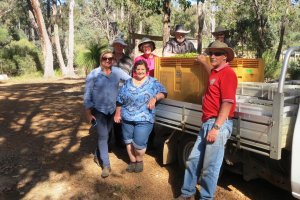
[205,41,234,62]
[212,26,229,36]
[112,37,127,46]
[138,37,156,52]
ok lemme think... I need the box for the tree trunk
[275,16,287,62]
[28,8,39,42]
[197,1,205,53]
[66,0,76,77]
[275,1,289,62]
[52,0,68,75]
[162,0,171,47]
[30,0,54,78]
[120,4,124,21]
[252,0,267,58]
[128,13,136,57]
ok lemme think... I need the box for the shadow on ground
[0,79,93,199]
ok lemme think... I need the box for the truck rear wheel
[177,134,197,170]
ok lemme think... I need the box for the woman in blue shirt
[114,60,167,173]
[84,49,130,178]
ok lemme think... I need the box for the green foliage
[288,59,300,80]
[0,58,17,75]
[0,39,42,76]
[173,53,198,57]
[172,4,197,36]
[262,50,281,80]
[0,26,12,47]
[9,28,27,41]
[75,43,107,75]
[54,69,63,77]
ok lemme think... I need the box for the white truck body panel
[292,102,300,199]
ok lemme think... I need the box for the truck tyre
[177,134,197,170]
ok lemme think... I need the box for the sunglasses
[102,57,113,61]
[208,52,225,56]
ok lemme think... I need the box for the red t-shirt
[201,63,237,122]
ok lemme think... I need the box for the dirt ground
[0,78,296,200]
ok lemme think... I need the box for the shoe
[101,166,111,178]
[135,161,143,173]
[126,162,136,173]
[173,196,192,200]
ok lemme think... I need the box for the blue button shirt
[84,66,131,115]
[117,77,167,123]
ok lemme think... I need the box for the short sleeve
[220,69,237,103]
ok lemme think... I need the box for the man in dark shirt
[163,24,196,56]
[208,26,234,48]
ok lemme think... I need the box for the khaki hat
[212,26,229,36]
[138,37,156,52]
[205,41,234,62]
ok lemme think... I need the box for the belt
[207,116,233,121]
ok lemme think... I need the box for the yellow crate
[154,57,209,104]
[155,57,264,104]
[230,58,264,82]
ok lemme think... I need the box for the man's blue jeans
[181,118,233,200]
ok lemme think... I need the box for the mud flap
[163,130,179,165]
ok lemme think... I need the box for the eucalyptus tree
[29,0,54,78]
[66,0,76,77]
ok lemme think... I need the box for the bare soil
[0,78,295,200]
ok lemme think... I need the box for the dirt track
[0,78,295,200]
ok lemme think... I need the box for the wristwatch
[213,123,221,130]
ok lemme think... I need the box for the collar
[212,63,229,72]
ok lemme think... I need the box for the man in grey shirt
[162,24,196,57]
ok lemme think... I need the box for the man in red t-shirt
[175,41,237,200]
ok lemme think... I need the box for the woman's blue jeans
[94,111,113,168]
[181,118,233,200]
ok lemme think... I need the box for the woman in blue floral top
[114,60,167,173]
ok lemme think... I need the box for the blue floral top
[117,77,167,123]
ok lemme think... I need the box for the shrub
[0,26,11,47]
[0,58,18,75]
[0,39,42,76]
[262,50,281,81]
[75,42,107,75]
[288,59,300,80]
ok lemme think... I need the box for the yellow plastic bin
[229,58,264,82]
[155,57,209,104]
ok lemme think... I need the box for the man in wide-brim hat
[209,26,233,48]
[175,40,237,200]
[162,24,196,57]
[211,26,229,37]
[205,40,234,62]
